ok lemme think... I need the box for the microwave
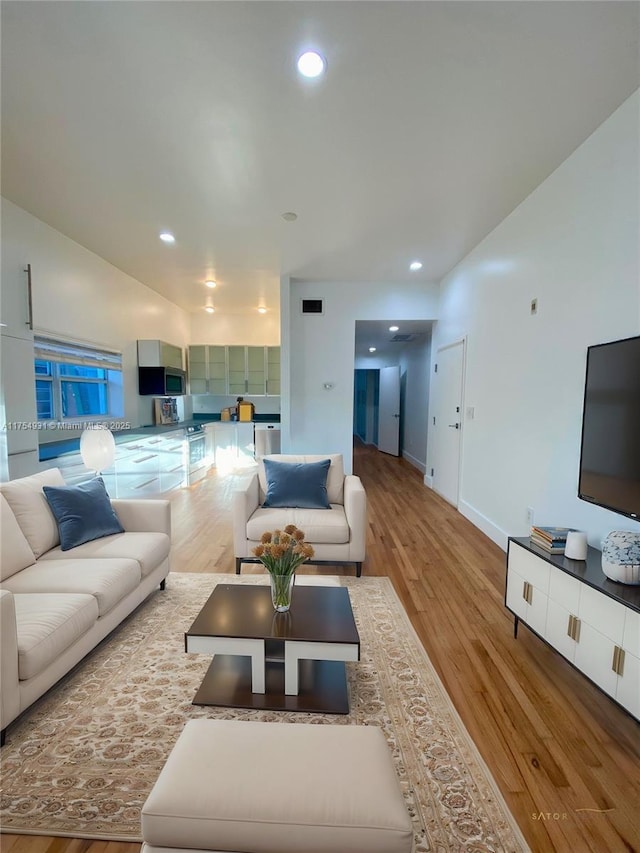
[138,366,186,396]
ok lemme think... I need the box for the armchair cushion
[262,458,331,509]
[247,506,350,544]
[42,477,124,551]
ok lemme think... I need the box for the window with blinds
[34,337,124,422]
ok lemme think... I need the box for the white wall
[1,199,191,433]
[283,280,439,472]
[190,312,280,346]
[429,92,640,549]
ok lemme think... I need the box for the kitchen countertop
[38,414,280,460]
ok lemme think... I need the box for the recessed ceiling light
[369,347,377,353]
[409,260,422,271]
[282,211,298,222]
[205,280,216,288]
[204,306,215,314]
[257,307,267,314]
[297,51,326,78]
[389,325,399,332]
[159,232,175,244]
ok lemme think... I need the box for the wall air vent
[301,298,324,315]
[390,333,417,342]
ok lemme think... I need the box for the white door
[378,365,400,456]
[432,340,464,506]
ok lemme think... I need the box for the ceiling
[354,320,432,362]
[2,2,638,327]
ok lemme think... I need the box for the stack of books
[529,526,578,554]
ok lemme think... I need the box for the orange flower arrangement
[252,525,314,576]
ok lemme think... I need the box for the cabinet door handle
[567,615,574,639]
[522,581,533,605]
[24,264,34,330]
[572,617,581,642]
[612,646,625,676]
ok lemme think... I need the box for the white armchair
[233,454,366,577]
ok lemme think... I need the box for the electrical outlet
[526,506,535,526]
[466,406,475,420]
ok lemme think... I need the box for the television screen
[578,335,640,520]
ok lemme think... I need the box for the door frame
[427,336,466,508]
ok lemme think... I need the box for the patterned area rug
[0,574,529,851]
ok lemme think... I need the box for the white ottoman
[141,719,413,853]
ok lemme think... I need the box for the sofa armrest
[0,589,20,733]
[111,499,171,537]
[344,475,367,561]
[232,473,260,557]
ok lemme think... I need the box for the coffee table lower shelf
[192,654,350,715]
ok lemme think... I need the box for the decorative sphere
[601,530,640,585]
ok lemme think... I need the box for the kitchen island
[37,414,280,498]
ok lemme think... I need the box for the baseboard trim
[402,451,426,474]
[459,500,508,551]
[423,473,433,488]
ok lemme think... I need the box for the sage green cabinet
[267,346,280,396]
[138,340,183,370]
[188,345,280,397]
[227,346,247,395]
[208,346,227,394]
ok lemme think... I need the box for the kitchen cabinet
[188,346,280,397]
[1,259,39,478]
[267,346,280,395]
[204,422,255,467]
[137,340,183,369]
[227,346,246,395]
[41,429,187,499]
[506,538,640,721]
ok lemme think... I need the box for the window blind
[34,337,122,371]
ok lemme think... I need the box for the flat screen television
[578,335,640,520]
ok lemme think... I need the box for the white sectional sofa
[0,468,171,745]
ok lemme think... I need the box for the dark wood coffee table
[185,583,360,714]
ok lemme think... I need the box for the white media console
[506,537,639,721]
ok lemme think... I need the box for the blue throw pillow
[43,477,124,551]
[262,458,331,509]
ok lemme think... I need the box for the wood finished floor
[2,443,639,853]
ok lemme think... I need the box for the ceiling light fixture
[297,51,326,78]
[159,232,175,244]
[409,260,422,271]
[204,306,215,314]
[369,347,377,353]
[257,307,267,314]
[205,280,216,288]
[282,211,298,222]
[389,325,399,332]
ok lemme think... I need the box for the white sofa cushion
[258,454,345,505]
[13,592,99,680]
[246,505,350,545]
[141,719,413,853]
[0,468,65,558]
[0,495,37,581]
[38,532,171,578]
[2,558,141,617]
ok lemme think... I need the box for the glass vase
[269,572,295,612]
